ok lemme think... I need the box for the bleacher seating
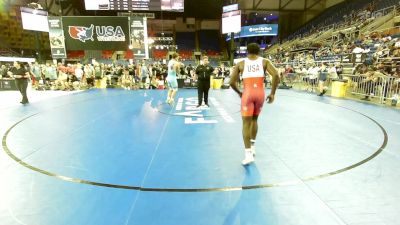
[375,0,399,11]
[67,51,85,59]
[209,59,219,67]
[199,30,220,51]
[178,50,193,60]
[96,59,113,65]
[205,50,221,58]
[101,50,114,59]
[288,0,372,40]
[181,60,196,66]
[152,50,168,60]
[176,32,195,50]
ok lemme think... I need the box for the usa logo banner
[68,25,95,43]
[62,16,130,50]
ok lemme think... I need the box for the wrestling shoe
[241,150,255,166]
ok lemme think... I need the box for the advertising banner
[130,16,149,59]
[48,16,67,58]
[62,16,130,50]
[227,24,279,40]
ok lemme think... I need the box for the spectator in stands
[377,62,392,75]
[295,65,307,77]
[213,67,220,78]
[339,32,346,41]
[66,63,75,76]
[54,70,68,90]
[150,76,158,89]
[140,61,149,89]
[391,44,400,57]
[8,61,30,104]
[218,63,229,78]
[74,63,84,82]
[152,64,160,77]
[355,26,360,39]
[94,64,103,80]
[195,55,215,107]
[328,63,338,79]
[352,45,364,54]
[360,68,379,101]
[392,67,400,94]
[188,68,196,81]
[104,65,113,85]
[282,64,294,87]
[148,64,154,78]
[350,63,367,88]
[0,64,8,78]
[84,64,94,87]
[66,73,79,90]
[336,62,344,79]
[128,64,136,78]
[43,63,57,87]
[358,63,368,75]
[121,67,133,90]
[187,64,194,76]
[305,54,314,64]
[318,63,329,96]
[30,62,41,87]
[307,64,320,92]
[362,44,371,53]
[157,76,165,89]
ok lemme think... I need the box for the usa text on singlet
[242,57,265,89]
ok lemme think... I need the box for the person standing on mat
[230,43,279,165]
[166,53,180,105]
[8,61,30,104]
[195,56,215,108]
[318,63,329,96]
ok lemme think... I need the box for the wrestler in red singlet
[241,57,266,117]
[230,43,280,165]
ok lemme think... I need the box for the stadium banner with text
[62,16,130,50]
[226,24,279,40]
[130,16,149,59]
[341,53,366,63]
[48,16,67,58]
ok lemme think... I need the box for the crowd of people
[0,59,232,92]
[263,0,400,102]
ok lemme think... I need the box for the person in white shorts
[166,53,180,104]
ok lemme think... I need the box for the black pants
[86,77,94,86]
[15,79,29,103]
[197,80,210,105]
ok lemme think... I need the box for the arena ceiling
[9,0,350,37]
[235,0,346,12]
[13,0,348,19]
[227,0,349,37]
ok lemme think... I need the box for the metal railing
[274,70,400,106]
[377,25,400,35]
[345,74,400,104]
[376,56,400,63]
[372,5,397,18]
